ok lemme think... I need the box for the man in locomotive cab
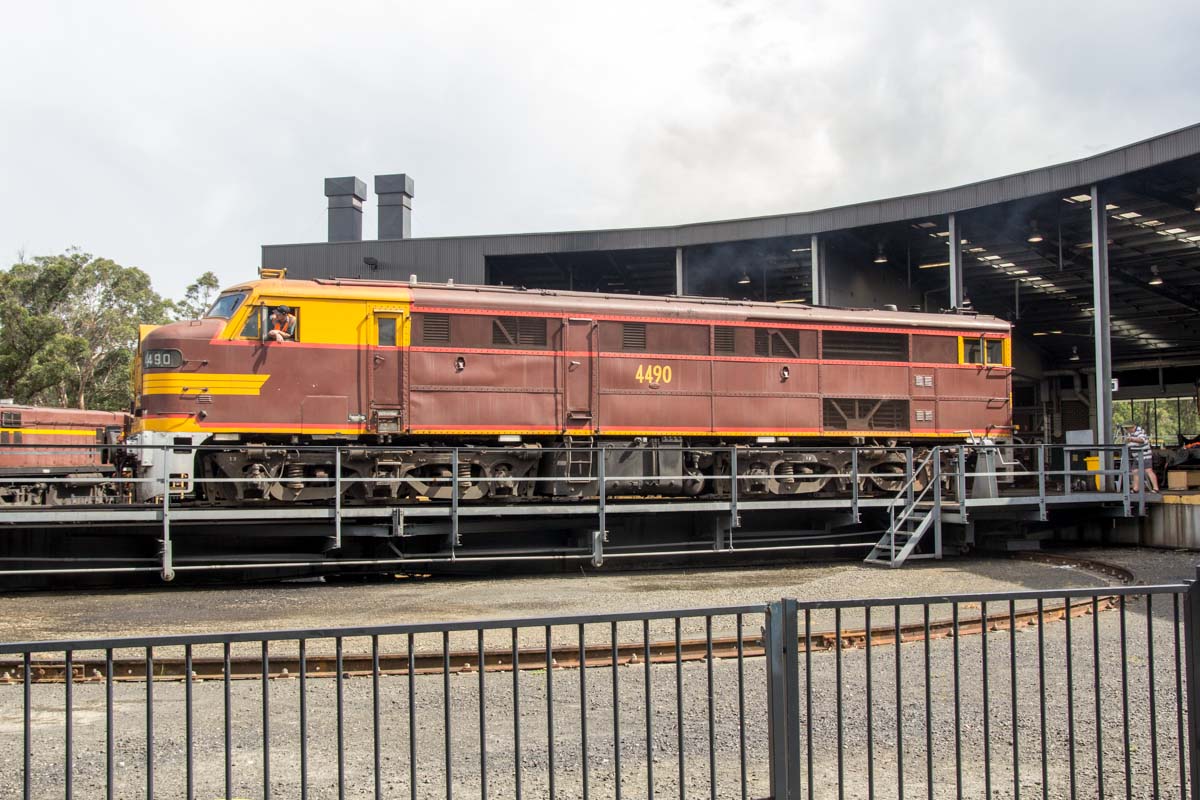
[267,305,296,342]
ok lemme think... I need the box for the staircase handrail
[885,446,939,529]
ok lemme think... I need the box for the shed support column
[1090,183,1114,480]
[810,234,827,306]
[675,247,685,295]
[948,213,964,309]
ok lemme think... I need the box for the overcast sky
[2,0,1199,300]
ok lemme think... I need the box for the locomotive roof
[0,403,127,423]
[232,278,1010,333]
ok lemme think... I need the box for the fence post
[729,446,739,534]
[160,445,174,582]
[956,445,968,504]
[334,446,342,551]
[851,448,860,523]
[595,444,606,567]
[1184,566,1200,800]
[933,449,943,559]
[1037,445,1047,522]
[765,599,802,799]
[1121,443,1132,516]
[450,446,460,561]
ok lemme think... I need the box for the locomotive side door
[368,309,406,434]
[563,317,597,433]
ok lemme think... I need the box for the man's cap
[276,305,291,313]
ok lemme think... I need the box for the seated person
[267,305,297,342]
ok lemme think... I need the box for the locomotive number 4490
[634,364,673,384]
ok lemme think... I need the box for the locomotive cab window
[962,336,1008,366]
[240,305,300,342]
[205,291,247,319]
[986,339,1004,366]
[1,411,21,428]
[239,306,262,338]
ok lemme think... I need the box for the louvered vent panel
[714,326,735,354]
[822,398,910,431]
[622,322,646,350]
[422,313,450,344]
[772,329,800,358]
[492,317,516,346]
[753,328,800,357]
[518,317,547,347]
[821,331,908,362]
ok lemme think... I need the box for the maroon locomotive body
[124,277,1012,504]
[0,403,127,505]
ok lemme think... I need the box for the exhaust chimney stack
[375,173,414,240]
[324,176,367,242]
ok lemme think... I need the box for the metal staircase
[863,448,943,568]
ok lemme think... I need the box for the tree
[173,271,221,320]
[0,250,174,410]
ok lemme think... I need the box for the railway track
[1,553,1132,685]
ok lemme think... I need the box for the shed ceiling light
[737,271,751,285]
[873,245,888,264]
[1050,330,1063,335]
[1116,211,1142,219]
[1149,265,1164,286]
[917,261,950,269]
[1164,228,1187,235]
[1033,331,1048,336]
[790,247,810,253]
[1027,221,1044,243]
[1193,189,1200,212]
[1010,269,1029,275]
[1070,346,1081,362]
[1069,194,1092,203]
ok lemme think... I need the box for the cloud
[1,0,1197,299]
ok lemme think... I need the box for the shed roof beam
[948,213,964,309]
[810,234,827,306]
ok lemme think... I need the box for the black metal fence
[2,575,1199,799]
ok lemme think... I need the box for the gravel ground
[1,547,1197,799]
[0,555,1117,644]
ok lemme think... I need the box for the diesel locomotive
[113,275,1013,506]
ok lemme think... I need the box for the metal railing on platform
[0,442,1150,579]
